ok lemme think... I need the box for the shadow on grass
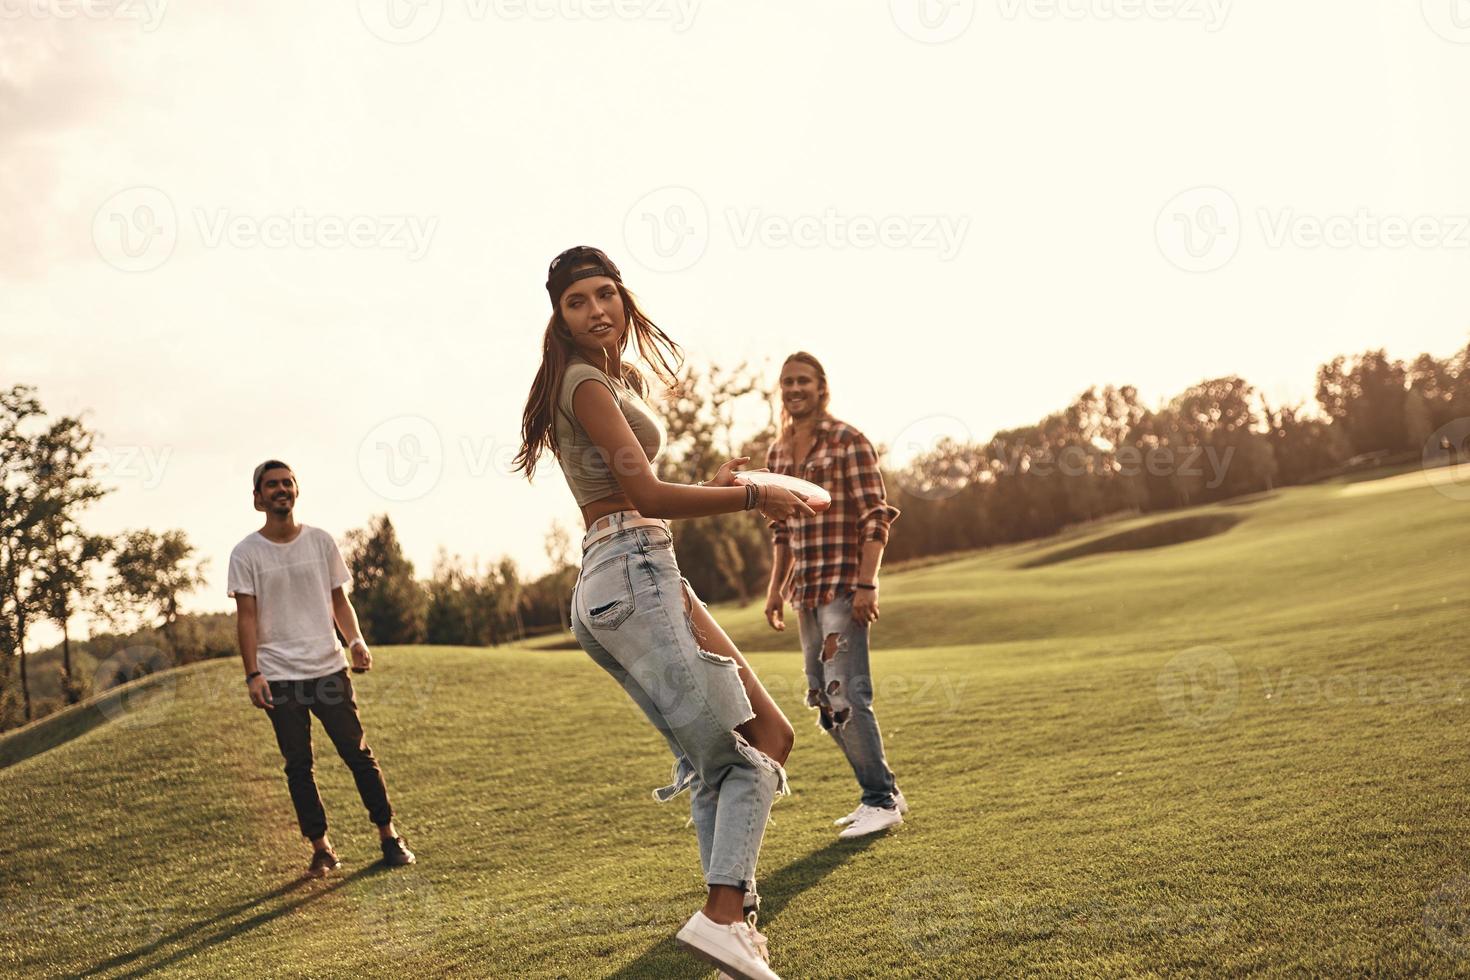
[77,862,397,979]
[604,835,877,979]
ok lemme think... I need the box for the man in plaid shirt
[763,352,908,839]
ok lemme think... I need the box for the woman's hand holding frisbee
[736,471,831,516]
[753,483,817,521]
[706,456,765,488]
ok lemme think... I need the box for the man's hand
[248,674,274,710]
[852,587,879,625]
[764,592,786,632]
[349,639,372,673]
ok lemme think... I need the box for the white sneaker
[718,913,770,980]
[834,789,908,826]
[837,803,904,839]
[676,910,780,980]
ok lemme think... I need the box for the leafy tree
[342,514,426,645]
[103,529,210,660]
[0,387,112,718]
[1316,351,1410,455]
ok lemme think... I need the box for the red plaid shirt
[765,415,900,609]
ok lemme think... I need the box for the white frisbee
[734,471,832,512]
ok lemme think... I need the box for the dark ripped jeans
[797,591,899,809]
[264,669,394,840]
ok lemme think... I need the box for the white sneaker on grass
[834,789,908,826]
[837,803,904,839]
[677,910,779,980]
[716,913,771,980]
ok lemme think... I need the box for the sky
[4,0,1469,646]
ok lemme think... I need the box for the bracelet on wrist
[245,670,261,682]
[855,583,877,590]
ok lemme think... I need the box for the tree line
[1,385,209,728]
[4,340,1465,731]
[877,345,1467,561]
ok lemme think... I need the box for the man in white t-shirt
[228,459,415,877]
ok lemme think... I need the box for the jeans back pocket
[580,554,636,630]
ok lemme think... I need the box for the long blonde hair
[777,351,831,448]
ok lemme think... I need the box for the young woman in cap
[515,246,812,980]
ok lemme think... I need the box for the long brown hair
[777,351,831,448]
[514,279,685,479]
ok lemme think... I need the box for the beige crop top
[554,357,666,507]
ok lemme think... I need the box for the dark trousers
[264,669,394,840]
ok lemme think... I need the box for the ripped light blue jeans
[569,512,789,906]
[799,590,899,809]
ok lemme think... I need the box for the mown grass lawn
[2,470,1468,978]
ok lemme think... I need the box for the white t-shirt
[227,525,352,681]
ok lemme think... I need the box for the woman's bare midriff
[580,491,642,530]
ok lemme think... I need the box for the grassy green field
[3,470,1468,978]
